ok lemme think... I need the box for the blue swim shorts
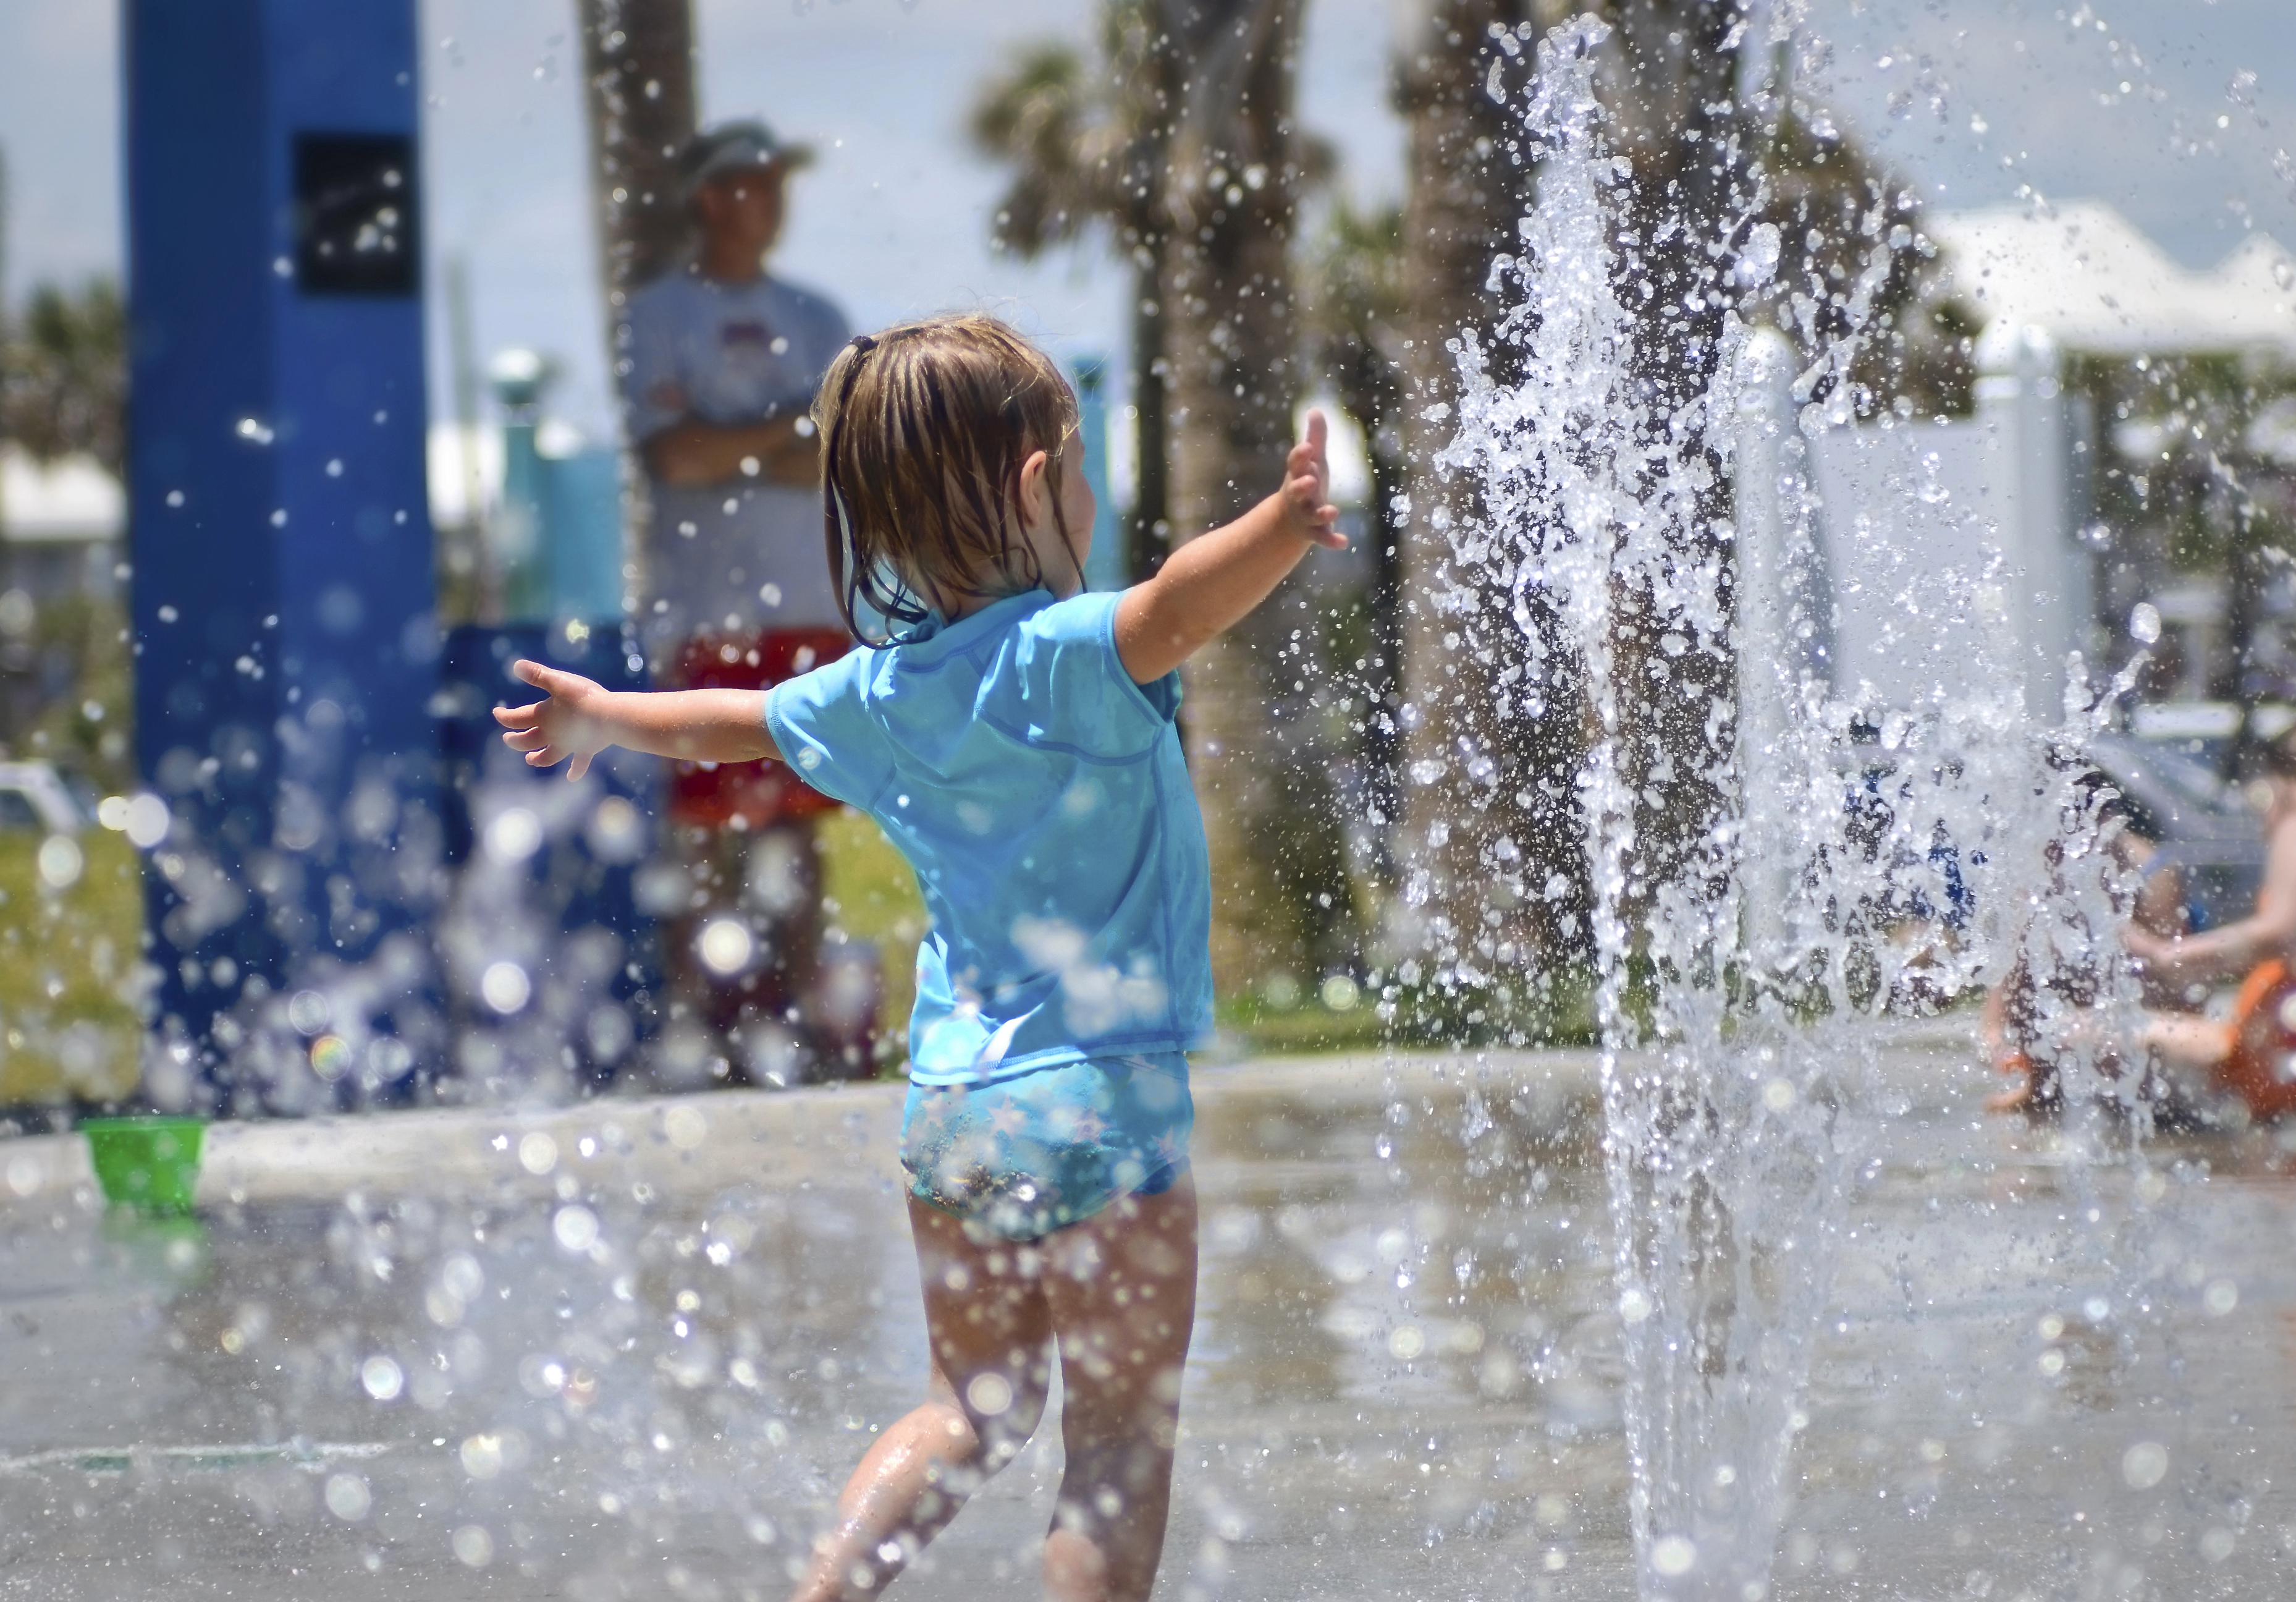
[899,1053,1194,1243]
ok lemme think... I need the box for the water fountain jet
[1430,17,2147,1598]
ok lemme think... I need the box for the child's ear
[1015,447,1052,528]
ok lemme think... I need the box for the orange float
[2217,958,2296,1121]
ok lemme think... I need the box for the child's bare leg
[2141,1011,2232,1072]
[1037,1177,1200,1602]
[789,1199,1055,1602]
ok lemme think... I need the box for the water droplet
[2122,1441,2168,1489]
[698,918,754,976]
[286,990,330,1035]
[35,836,82,890]
[1652,1535,1697,1576]
[481,962,531,1014]
[965,1373,1014,1415]
[553,1204,599,1253]
[360,1355,403,1401]
[485,808,542,863]
[124,794,171,848]
[325,1473,372,1520]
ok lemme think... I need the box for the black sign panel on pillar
[293,132,420,296]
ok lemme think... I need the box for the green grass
[1223,968,1602,1058]
[1217,997,1393,1054]
[0,811,1605,1104]
[816,807,929,1074]
[0,829,145,1106]
[816,810,1609,1066]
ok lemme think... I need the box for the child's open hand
[493,659,614,781]
[1284,409,1348,549]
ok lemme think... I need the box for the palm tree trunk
[1128,235,1173,582]
[1390,1,1752,1027]
[1358,376,1409,862]
[1157,0,1360,1000]
[1121,9,1181,585]
[1597,0,1747,925]
[576,0,698,661]
[1393,1,1593,1026]
[576,0,699,303]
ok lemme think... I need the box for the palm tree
[1386,2,1973,1033]
[1150,0,1366,1001]
[975,2,1359,1002]
[1390,1,1591,1033]
[1298,200,1410,876]
[0,273,132,787]
[969,6,1180,580]
[575,0,699,304]
[0,276,126,475]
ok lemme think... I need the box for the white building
[0,444,125,600]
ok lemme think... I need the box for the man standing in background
[620,120,856,1083]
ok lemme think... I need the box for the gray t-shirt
[620,267,850,641]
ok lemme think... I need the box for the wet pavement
[4,1028,2295,1600]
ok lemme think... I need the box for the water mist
[1429,17,2142,1598]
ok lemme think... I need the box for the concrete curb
[0,1027,1984,1211]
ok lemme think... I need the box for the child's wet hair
[814,314,1080,642]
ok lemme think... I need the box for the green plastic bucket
[83,1117,208,1216]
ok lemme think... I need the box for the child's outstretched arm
[1114,409,1347,684]
[491,659,780,781]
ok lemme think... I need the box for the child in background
[496,313,1344,1602]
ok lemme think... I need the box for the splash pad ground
[2,1030,2290,1601]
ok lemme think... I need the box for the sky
[0,0,2291,443]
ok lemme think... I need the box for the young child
[496,313,1343,1602]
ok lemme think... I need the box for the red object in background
[666,627,852,827]
[2221,957,2296,1121]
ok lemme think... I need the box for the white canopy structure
[1928,201,2296,360]
[0,446,123,546]
[1731,201,2296,731]
[0,446,125,601]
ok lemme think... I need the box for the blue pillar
[127,0,439,1110]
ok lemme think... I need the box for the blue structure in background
[1071,355,1128,592]
[125,1,657,1111]
[541,452,628,624]
[126,0,442,1104]
[486,350,628,627]
[435,622,659,1091]
[442,352,658,1089]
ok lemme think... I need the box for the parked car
[0,760,90,833]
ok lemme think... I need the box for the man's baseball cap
[678,120,815,195]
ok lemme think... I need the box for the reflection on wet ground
[4,1026,2295,1599]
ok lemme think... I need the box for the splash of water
[1436,17,2142,1599]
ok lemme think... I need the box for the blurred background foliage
[814,807,926,1077]
[1,274,125,475]
[0,2,2290,1101]
[0,830,142,1109]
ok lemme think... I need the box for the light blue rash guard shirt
[764,590,1213,1085]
